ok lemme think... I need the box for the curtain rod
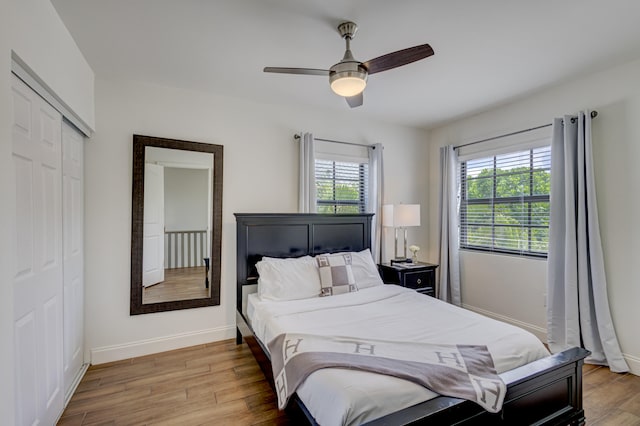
[453,110,598,150]
[294,134,376,149]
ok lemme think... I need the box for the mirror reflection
[142,147,213,304]
[131,135,223,315]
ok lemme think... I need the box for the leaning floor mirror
[130,135,223,315]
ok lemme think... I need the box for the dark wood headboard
[234,213,373,313]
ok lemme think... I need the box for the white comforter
[248,285,549,426]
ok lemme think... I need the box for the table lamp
[382,204,420,262]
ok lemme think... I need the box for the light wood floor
[59,341,640,425]
[583,363,640,425]
[143,267,210,304]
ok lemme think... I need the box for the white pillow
[256,256,321,301]
[350,249,384,289]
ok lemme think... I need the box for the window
[460,146,550,257]
[315,159,368,213]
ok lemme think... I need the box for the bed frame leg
[236,328,243,345]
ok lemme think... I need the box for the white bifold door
[12,73,85,424]
[62,120,84,401]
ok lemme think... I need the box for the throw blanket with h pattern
[268,333,506,414]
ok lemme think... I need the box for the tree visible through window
[315,159,368,213]
[460,146,550,256]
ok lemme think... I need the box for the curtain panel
[298,133,316,213]
[368,143,384,263]
[546,111,628,372]
[438,145,461,306]
[297,132,384,262]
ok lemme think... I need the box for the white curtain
[438,145,461,306]
[298,132,316,212]
[368,143,384,263]
[547,111,628,372]
[298,132,384,261]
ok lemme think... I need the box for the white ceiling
[51,0,640,129]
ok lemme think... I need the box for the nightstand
[378,262,438,297]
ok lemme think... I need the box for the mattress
[247,285,549,425]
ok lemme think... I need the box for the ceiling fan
[264,21,434,108]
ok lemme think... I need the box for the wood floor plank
[584,365,618,393]
[59,340,640,425]
[186,373,267,400]
[73,378,101,393]
[151,399,249,426]
[151,369,234,396]
[583,365,640,424]
[81,389,187,425]
[621,392,640,417]
[123,363,211,390]
[57,412,85,426]
[68,382,127,402]
[214,380,274,404]
[185,348,255,370]
[590,410,640,426]
[62,386,153,417]
[82,359,157,383]
[244,391,279,412]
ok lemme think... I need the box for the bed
[235,213,589,425]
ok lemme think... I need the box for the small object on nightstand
[409,245,420,263]
[390,258,412,265]
[378,262,438,297]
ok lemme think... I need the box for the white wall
[0,1,15,422]
[164,167,208,232]
[85,77,429,363]
[426,58,640,374]
[10,0,95,130]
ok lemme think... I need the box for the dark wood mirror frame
[130,135,223,315]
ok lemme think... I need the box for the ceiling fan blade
[263,67,329,76]
[345,92,363,108]
[363,44,434,75]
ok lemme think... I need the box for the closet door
[12,74,64,425]
[62,120,85,400]
[143,163,165,286]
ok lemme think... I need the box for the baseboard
[64,363,89,406]
[90,325,236,365]
[56,362,90,424]
[461,303,548,342]
[623,353,640,376]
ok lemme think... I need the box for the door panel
[13,156,34,279]
[143,163,165,286]
[42,164,59,267]
[14,312,37,425]
[62,120,85,399]
[12,74,64,426]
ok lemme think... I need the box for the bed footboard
[237,310,588,426]
[367,346,589,425]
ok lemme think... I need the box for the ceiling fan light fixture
[330,70,367,97]
[263,20,434,108]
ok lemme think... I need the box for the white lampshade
[395,204,420,227]
[382,204,420,227]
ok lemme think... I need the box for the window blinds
[460,145,551,256]
[315,159,369,214]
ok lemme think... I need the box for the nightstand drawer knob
[416,278,422,284]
